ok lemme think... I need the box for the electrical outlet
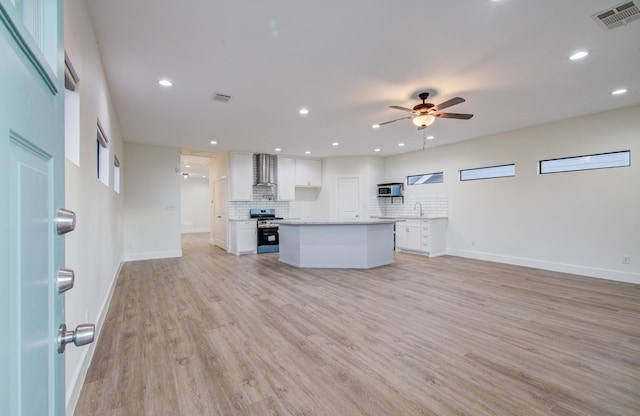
[471,240,476,247]
[622,256,630,264]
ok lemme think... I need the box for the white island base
[278,221,395,269]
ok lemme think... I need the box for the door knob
[57,323,95,353]
[57,268,75,293]
[55,208,76,235]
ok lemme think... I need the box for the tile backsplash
[370,194,448,217]
[228,186,291,219]
[229,187,447,219]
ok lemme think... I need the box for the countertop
[230,217,446,222]
[372,216,448,220]
[228,217,300,221]
[277,219,396,225]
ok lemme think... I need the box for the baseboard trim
[448,249,640,285]
[181,228,209,234]
[66,259,123,415]
[124,250,183,262]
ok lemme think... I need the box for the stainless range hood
[255,153,277,186]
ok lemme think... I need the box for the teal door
[1,0,72,414]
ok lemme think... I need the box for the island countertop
[278,220,395,268]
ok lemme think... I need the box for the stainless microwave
[377,183,402,197]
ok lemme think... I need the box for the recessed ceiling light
[569,51,589,61]
[210,140,217,145]
[427,136,435,140]
[332,142,339,146]
[611,88,628,95]
[275,148,281,152]
[398,143,405,147]
[158,79,173,87]
[305,151,311,154]
[202,176,207,178]
[372,124,380,129]
[374,148,381,152]
[185,164,191,168]
[299,108,309,115]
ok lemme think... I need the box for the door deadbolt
[55,208,76,235]
[57,268,75,293]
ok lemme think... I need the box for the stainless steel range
[249,209,283,254]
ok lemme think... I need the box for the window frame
[539,150,630,175]
[459,163,516,182]
[113,155,121,194]
[97,120,109,186]
[407,172,444,185]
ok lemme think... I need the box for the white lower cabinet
[396,221,422,252]
[229,220,257,255]
[395,218,447,257]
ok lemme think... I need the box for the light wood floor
[75,233,640,415]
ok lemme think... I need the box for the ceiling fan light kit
[412,114,435,127]
[378,92,474,130]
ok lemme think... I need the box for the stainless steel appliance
[377,183,403,197]
[249,209,283,254]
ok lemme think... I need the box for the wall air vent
[211,92,232,103]
[592,1,640,31]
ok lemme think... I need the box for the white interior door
[212,178,228,249]
[337,177,360,220]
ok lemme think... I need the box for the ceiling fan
[378,92,474,130]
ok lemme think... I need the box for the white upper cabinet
[277,156,296,201]
[295,158,322,187]
[229,152,253,201]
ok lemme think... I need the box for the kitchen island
[277,220,396,268]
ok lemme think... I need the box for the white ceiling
[85,0,640,163]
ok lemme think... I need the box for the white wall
[64,0,125,412]
[291,156,385,220]
[123,143,182,260]
[385,105,640,284]
[181,177,210,233]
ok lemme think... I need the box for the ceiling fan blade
[435,97,465,111]
[434,112,474,120]
[378,116,413,126]
[389,105,415,113]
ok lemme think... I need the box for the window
[460,164,515,181]
[97,120,109,186]
[64,51,80,166]
[539,150,630,174]
[114,155,120,194]
[407,172,443,185]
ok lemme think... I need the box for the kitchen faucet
[414,202,424,217]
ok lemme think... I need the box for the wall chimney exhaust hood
[255,153,277,186]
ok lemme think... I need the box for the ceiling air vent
[592,1,640,30]
[211,92,232,103]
